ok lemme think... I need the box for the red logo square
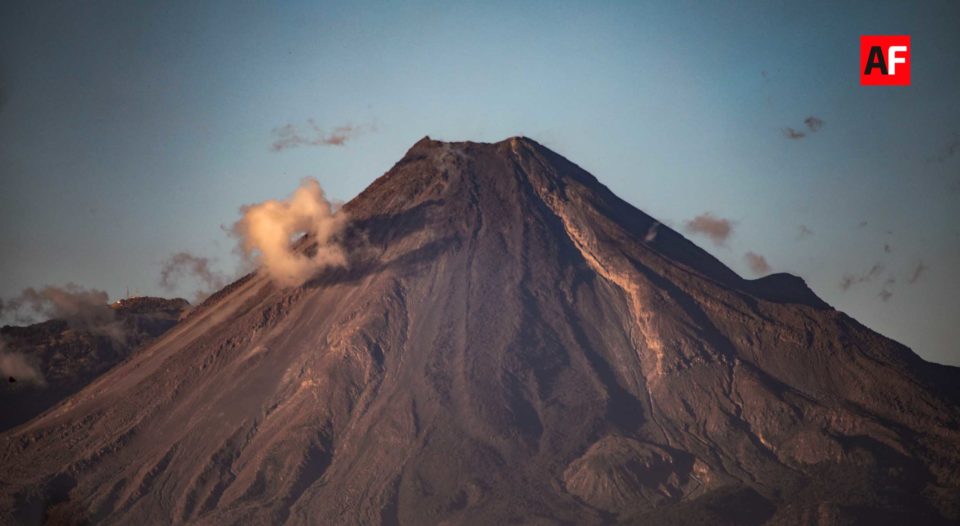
[860,35,910,86]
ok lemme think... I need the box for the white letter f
[887,46,907,75]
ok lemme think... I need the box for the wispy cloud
[803,116,825,132]
[907,261,928,284]
[684,213,733,245]
[1,284,110,326]
[928,134,960,163]
[644,222,660,243]
[159,252,228,302]
[270,120,366,152]
[840,263,885,291]
[783,115,825,140]
[744,251,771,275]
[879,277,896,302]
[0,284,126,342]
[783,127,806,140]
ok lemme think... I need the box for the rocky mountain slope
[1,137,958,525]
[0,297,190,432]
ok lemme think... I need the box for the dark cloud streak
[908,261,928,284]
[783,127,806,140]
[804,116,824,132]
[270,120,365,152]
[782,115,825,140]
[840,263,885,291]
[928,135,959,163]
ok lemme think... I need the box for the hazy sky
[1,1,958,364]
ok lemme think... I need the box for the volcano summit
[1,137,958,525]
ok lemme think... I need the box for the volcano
[2,137,959,525]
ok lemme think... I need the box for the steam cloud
[160,252,227,301]
[231,177,348,287]
[0,342,45,386]
[271,120,362,151]
[684,213,733,245]
[744,252,771,275]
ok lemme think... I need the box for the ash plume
[744,251,771,275]
[270,120,363,151]
[231,177,348,287]
[684,213,733,245]
[160,252,228,301]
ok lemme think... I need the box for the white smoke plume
[0,341,45,386]
[231,177,348,287]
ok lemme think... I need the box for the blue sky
[1,1,958,364]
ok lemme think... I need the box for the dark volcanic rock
[1,137,958,525]
[0,297,189,432]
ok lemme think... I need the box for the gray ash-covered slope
[2,137,959,525]
[0,297,189,433]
